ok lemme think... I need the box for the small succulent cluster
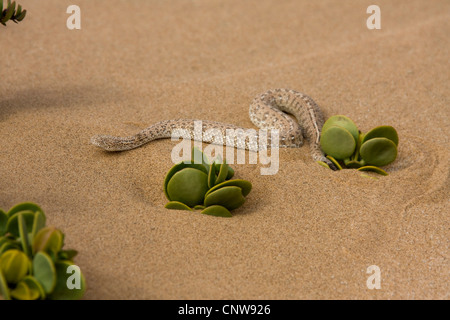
[0,202,86,300]
[319,115,399,176]
[1,1,26,26]
[164,148,252,217]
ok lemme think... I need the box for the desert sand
[1,0,448,299]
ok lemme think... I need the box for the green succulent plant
[319,115,399,176]
[0,202,86,300]
[1,1,26,26]
[164,148,252,217]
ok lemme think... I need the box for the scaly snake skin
[91,89,336,169]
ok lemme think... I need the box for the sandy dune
[1,0,448,299]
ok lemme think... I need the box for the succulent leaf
[0,0,26,25]
[326,155,343,170]
[201,205,232,218]
[18,213,31,257]
[362,125,399,146]
[357,166,389,176]
[0,269,11,300]
[205,179,252,198]
[320,125,356,160]
[165,201,193,211]
[191,146,210,172]
[215,160,229,185]
[322,115,359,144]
[10,279,40,300]
[32,252,56,294]
[31,210,46,240]
[32,227,64,256]
[7,202,44,218]
[58,249,78,261]
[360,137,397,167]
[343,159,363,169]
[166,168,209,207]
[208,161,217,189]
[0,249,30,284]
[0,209,7,236]
[204,186,246,211]
[163,162,208,200]
[6,210,35,238]
[1,0,15,23]
[316,161,330,169]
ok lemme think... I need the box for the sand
[1,0,448,299]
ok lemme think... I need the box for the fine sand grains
[0,0,449,299]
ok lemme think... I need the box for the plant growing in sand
[318,115,399,176]
[0,202,86,300]
[164,148,252,217]
[1,1,26,26]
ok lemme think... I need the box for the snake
[91,88,336,170]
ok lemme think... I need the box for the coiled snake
[91,88,336,169]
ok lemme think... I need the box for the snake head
[90,135,119,151]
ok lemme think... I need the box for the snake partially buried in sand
[91,88,337,170]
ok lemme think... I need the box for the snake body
[91,89,335,169]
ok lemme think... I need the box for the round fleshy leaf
[343,159,363,169]
[18,213,31,257]
[191,147,210,172]
[204,186,246,211]
[215,161,229,185]
[10,279,40,300]
[214,163,235,180]
[362,125,399,146]
[326,155,343,170]
[208,162,217,189]
[0,210,7,236]
[360,137,397,167]
[201,205,232,218]
[0,249,31,284]
[6,211,36,238]
[167,168,209,207]
[33,252,56,294]
[322,115,359,144]
[193,205,206,210]
[320,125,356,160]
[0,269,11,300]
[48,261,86,300]
[32,227,64,256]
[31,210,46,240]
[357,166,388,176]
[58,250,78,262]
[165,201,193,211]
[163,162,208,200]
[317,161,330,169]
[205,179,252,198]
[0,241,19,255]
[21,276,46,300]
[7,202,44,218]
[226,167,235,180]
